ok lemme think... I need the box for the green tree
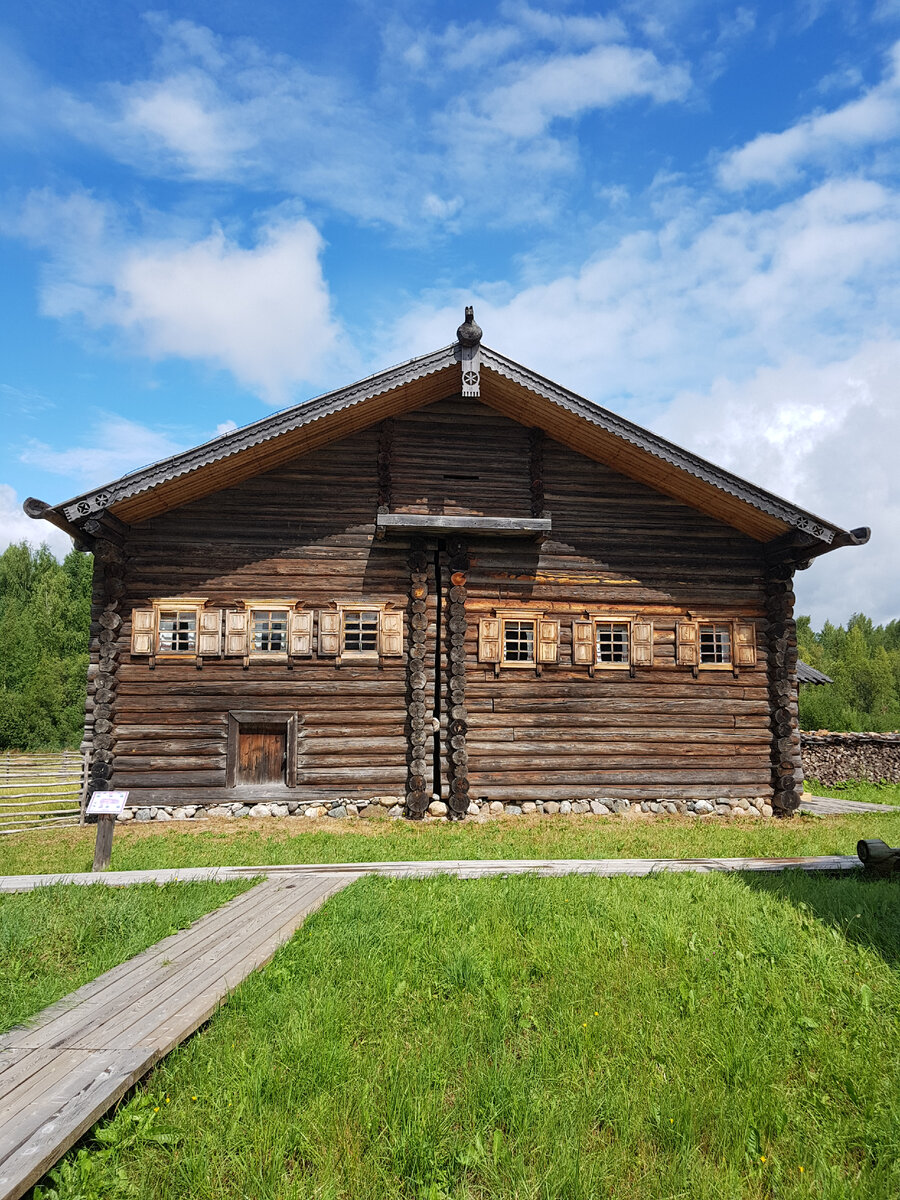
[0,542,92,750]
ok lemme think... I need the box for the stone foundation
[116,795,774,822]
[801,732,900,786]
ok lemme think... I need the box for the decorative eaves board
[43,315,862,552]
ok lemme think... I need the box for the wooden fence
[0,751,87,836]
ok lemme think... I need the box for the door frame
[226,710,299,788]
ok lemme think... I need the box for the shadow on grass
[743,869,900,966]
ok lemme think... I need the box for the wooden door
[238,725,286,785]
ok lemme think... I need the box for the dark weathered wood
[91,816,115,872]
[377,514,551,535]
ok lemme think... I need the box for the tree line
[0,542,92,750]
[797,614,900,733]
[0,541,898,748]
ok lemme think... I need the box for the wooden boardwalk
[0,872,352,1200]
[0,849,866,1198]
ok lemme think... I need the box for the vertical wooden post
[92,814,116,872]
[405,537,430,819]
[445,537,470,821]
[87,536,126,801]
[766,563,803,815]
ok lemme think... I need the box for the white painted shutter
[289,610,313,657]
[224,610,250,656]
[380,610,404,657]
[198,609,222,656]
[478,618,501,663]
[130,608,154,655]
[631,620,653,667]
[319,610,341,656]
[538,619,559,664]
[734,621,757,667]
[572,620,595,666]
[676,621,699,666]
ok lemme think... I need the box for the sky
[1,0,898,627]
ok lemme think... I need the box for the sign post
[86,791,129,872]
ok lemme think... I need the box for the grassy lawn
[2,810,900,877]
[0,880,252,1034]
[37,870,900,1200]
[807,779,900,806]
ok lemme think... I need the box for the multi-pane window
[503,619,535,663]
[252,609,288,652]
[699,623,732,664]
[596,621,630,664]
[343,610,379,653]
[158,610,197,653]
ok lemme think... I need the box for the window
[596,621,630,664]
[158,609,197,653]
[699,623,732,665]
[343,609,380,654]
[503,619,535,664]
[252,609,288,653]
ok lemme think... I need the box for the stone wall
[801,732,900,785]
[116,794,774,823]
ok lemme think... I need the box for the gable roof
[28,318,869,558]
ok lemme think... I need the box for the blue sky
[2,0,899,625]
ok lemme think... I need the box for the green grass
[0,880,252,1034]
[2,809,900,877]
[807,778,900,806]
[38,871,900,1199]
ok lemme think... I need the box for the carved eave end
[22,496,96,551]
[456,305,482,398]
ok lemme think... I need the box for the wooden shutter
[198,609,222,656]
[572,620,595,665]
[631,620,653,667]
[380,610,404,657]
[676,620,699,666]
[130,608,154,655]
[289,610,313,657]
[224,610,249,656]
[319,610,341,656]
[478,618,501,663]
[734,621,757,667]
[538,619,559,664]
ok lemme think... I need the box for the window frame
[150,596,208,659]
[244,599,294,660]
[697,621,734,669]
[490,608,542,670]
[593,617,633,670]
[341,607,382,659]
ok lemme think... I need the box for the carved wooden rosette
[86,533,126,802]
[765,564,803,815]
[405,537,430,818]
[445,537,470,820]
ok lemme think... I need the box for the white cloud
[0,484,74,558]
[11,191,342,403]
[394,178,900,406]
[478,42,691,137]
[718,41,900,188]
[654,344,900,626]
[20,414,188,485]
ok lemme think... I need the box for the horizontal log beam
[377,513,551,536]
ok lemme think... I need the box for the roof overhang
[27,328,870,563]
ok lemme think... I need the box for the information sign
[86,790,129,816]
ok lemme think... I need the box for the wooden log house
[26,310,869,818]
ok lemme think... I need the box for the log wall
[101,397,780,807]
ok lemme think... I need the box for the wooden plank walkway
[0,872,353,1200]
[801,794,900,815]
[0,854,862,895]
[0,849,866,1198]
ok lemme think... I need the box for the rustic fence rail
[0,751,87,835]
